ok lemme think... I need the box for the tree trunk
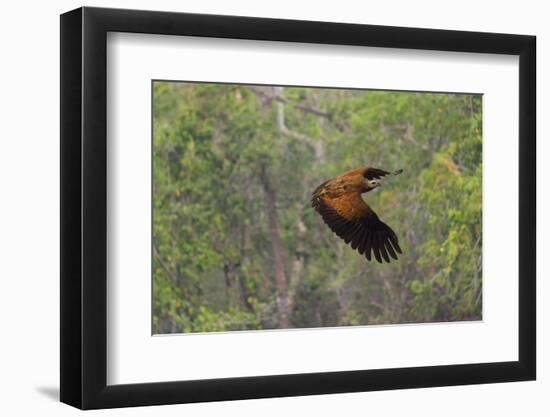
[260,168,291,328]
[289,207,306,311]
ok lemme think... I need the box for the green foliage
[152,82,482,333]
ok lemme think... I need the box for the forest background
[152,82,482,334]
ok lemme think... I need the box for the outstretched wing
[311,190,402,263]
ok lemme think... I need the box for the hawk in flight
[311,167,403,263]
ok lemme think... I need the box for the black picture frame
[60,6,536,410]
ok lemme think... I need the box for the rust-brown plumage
[311,166,403,263]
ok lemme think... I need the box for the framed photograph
[60,6,536,409]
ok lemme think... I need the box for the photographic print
[152,81,482,334]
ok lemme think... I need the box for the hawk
[311,167,403,263]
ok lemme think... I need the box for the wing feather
[372,234,383,263]
[378,232,390,263]
[384,238,398,260]
[365,232,372,261]
[346,222,364,246]
[357,228,368,255]
[363,167,403,180]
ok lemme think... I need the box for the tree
[152,82,483,333]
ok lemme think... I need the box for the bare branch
[248,85,333,119]
[272,86,313,142]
